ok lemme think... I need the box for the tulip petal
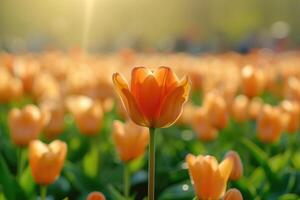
[112,73,148,126]
[154,66,179,95]
[131,67,152,96]
[155,76,190,127]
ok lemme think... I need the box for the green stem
[40,185,47,200]
[192,197,198,200]
[17,148,26,181]
[124,163,130,199]
[148,128,156,200]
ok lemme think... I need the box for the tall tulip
[113,66,190,200]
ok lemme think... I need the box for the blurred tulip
[112,66,190,128]
[177,102,197,125]
[0,68,23,103]
[285,77,300,102]
[257,104,284,143]
[29,140,67,185]
[224,151,243,181]
[202,91,228,129]
[113,120,149,162]
[192,108,218,141]
[241,65,265,98]
[280,100,300,133]
[231,95,249,122]
[9,105,44,147]
[66,96,103,135]
[40,100,65,139]
[87,192,106,200]
[223,188,243,200]
[248,97,263,120]
[186,154,233,199]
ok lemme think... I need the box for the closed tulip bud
[9,105,44,147]
[257,104,284,143]
[223,188,243,200]
[0,68,23,103]
[241,65,265,98]
[66,96,103,136]
[112,66,190,128]
[113,120,149,162]
[87,192,106,200]
[231,95,249,122]
[29,140,67,185]
[192,108,218,141]
[248,97,263,119]
[285,77,300,102]
[40,100,65,139]
[203,91,228,129]
[225,151,243,181]
[280,100,300,133]
[177,103,197,125]
[186,154,233,200]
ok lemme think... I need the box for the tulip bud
[9,105,44,147]
[113,120,149,162]
[241,65,265,98]
[225,151,243,180]
[280,100,300,133]
[192,108,218,141]
[248,97,263,119]
[87,192,106,200]
[29,140,67,185]
[231,95,249,122]
[223,188,243,200]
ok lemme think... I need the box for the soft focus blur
[0,0,300,53]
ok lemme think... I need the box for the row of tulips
[0,49,300,199]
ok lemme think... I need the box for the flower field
[0,50,300,200]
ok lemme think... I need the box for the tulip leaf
[83,142,99,178]
[20,165,35,198]
[158,181,194,200]
[278,194,299,200]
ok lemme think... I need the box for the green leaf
[278,194,299,200]
[107,184,124,200]
[158,181,194,200]
[83,142,99,178]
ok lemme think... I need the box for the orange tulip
[241,65,265,98]
[231,95,249,122]
[9,105,44,147]
[257,104,284,143]
[224,151,243,181]
[192,108,218,141]
[113,120,149,162]
[202,91,228,129]
[223,188,243,200]
[29,140,67,185]
[112,66,190,128]
[66,96,103,135]
[280,100,300,133]
[87,192,106,200]
[248,97,263,120]
[0,68,23,103]
[285,77,300,102]
[186,154,233,200]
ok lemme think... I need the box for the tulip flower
[202,91,228,129]
[241,65,265,98]
[66,95,103,136]
[231,95,249,122]
[113,120,149,162]
[0,68,23,103]
[280,100,300,133]
[29,140,67,200]
[223,188,243,200]
[9,105,45,147]
[186,154,233,200]
[192,108,218,141]
[87,192,106,200]
[224,151,243,181]
[257,104,284,143]
[248,97,263,120]
[113,66,190,200]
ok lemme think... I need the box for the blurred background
[0,0,300,53]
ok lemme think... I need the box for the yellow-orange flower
[202,91,228,129]
[9,105,44,147]
[29,140,67,185]
[186,154,233,200]
[192,108,218,141]
[87,192,106,200]
[112,66,190,128]
[248,97,263,120]
[241,65,265,98]
[224,151,243,181]
[280,100,300,133]
[113,120,149,162]
[66,96,103,135]
[0,68,23,103]
[231,95,249,122]
[257,104,284,143]
[223,188,243,200]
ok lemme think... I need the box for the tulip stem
[40,185,47,200]
[148,128,156,200]
[17,148,26,181]
[124,163,130,199]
